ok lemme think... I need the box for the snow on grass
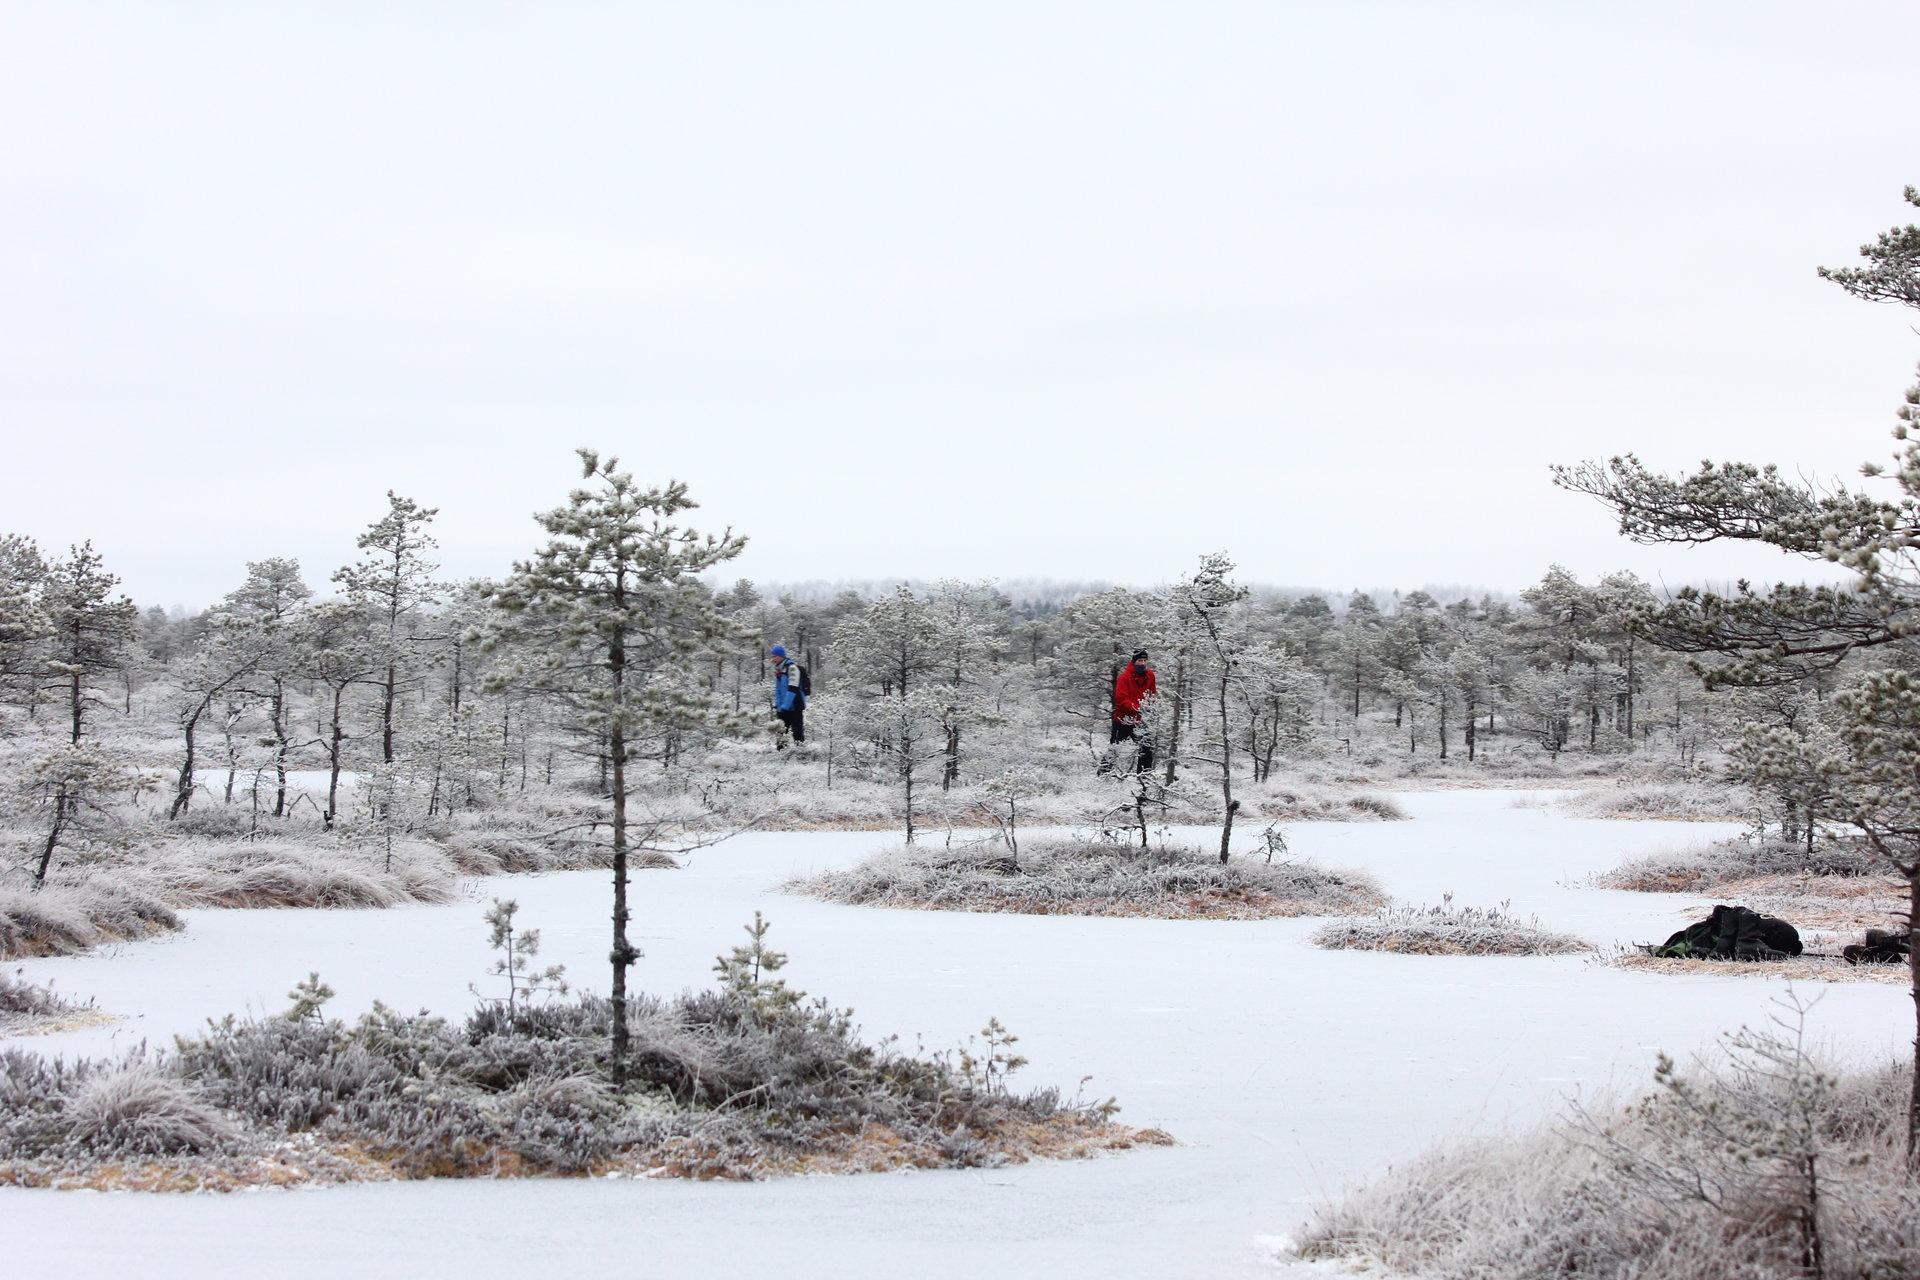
[1310,895,1592,956]
[784,835,1386,920]
[1609,951,1908,984]
[1596,835,1887,892]
[0,876,181,959]
[138,838,462,909]
[1292,1025,1920,1279]
[0,982,1165,1191]
[1595,835,1908,936]
[0,968,113,1035]
[1553,779,1747,822]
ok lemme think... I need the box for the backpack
[797,664,811,699]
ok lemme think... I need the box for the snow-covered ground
[2,791,1906,1278]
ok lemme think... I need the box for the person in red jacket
[1108,649,1157,773]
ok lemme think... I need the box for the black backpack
[797,664,811,698]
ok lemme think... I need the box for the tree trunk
[35,785,69,884]
[381,659,397,764]
[902,720,917,845]
[1908,871,1920,1173]
[1217,668,1235,864]
[69,659,83,745]
[608,634,638,1090]
[1624,633,1637,743]
[324,686,345,828]
[942,713,959,791]
[271,678,291,817]
[1163,656,1185,784]
[169,703,204,819]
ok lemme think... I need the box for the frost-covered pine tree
[301,599,382,829]
[220,559,313,818]
[0,534,51,714]
[485,449,744,1086]
[165,605,269,819]
[38,543,137,747]
[1558,185,1920,1166]
[333,492,440,766]
[1171,553,1251,863]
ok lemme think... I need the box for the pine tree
[486,449,745,1087]
[222,559,313,818]
[333,492,440,767]
[1172,553,1251,863]
[39,543,137,746]
[1557,185,1920,1167]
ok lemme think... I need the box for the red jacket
[1113,662,1157,723]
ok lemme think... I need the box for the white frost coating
[2,791,1906,1279]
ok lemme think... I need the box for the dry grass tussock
[0,969,115,1036]
[1311,896,1592,956]
[1611,952,1908,985]
[1597,836,1907,934]
[0,980,1157,1190]
[0,876,181,960]
[784,836,1385,920]
[1597,837,1887,894]
[1554,779,1748,822]
[1296,1005,1920,1279]
[138,837,461,909]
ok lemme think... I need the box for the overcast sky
[4,2,1918,609]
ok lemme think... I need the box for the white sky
[4,2,1918,608]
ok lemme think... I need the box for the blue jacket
[773,658,805,713]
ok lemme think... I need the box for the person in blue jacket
[770,644,807,746]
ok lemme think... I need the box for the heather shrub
[0,917,1155,1188]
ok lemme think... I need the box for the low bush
[1293,1006,1920,1279]
[785,836,1385,920]
[1311,896,1591,956]
[0,918,1165,1189]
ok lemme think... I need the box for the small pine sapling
[1259,822,1290,865]
[285,972,335,1022]
[475,898,568,1023]
[959,1017,1029,1094]
[713,911,802,1021]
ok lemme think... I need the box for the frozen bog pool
[2,790,1907,1278]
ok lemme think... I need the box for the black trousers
[1110,721,1153,772]
[778,707,806,744]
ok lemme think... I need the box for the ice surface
[1,791,1906,1279]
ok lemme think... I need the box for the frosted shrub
[1295,1001,1920,1280]
[63,1064,237,1158]
[1311,895,1592,956]
[786,835,1385,920]
[0,915,1161,1188]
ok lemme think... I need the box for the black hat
[1131,649,1150,662]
